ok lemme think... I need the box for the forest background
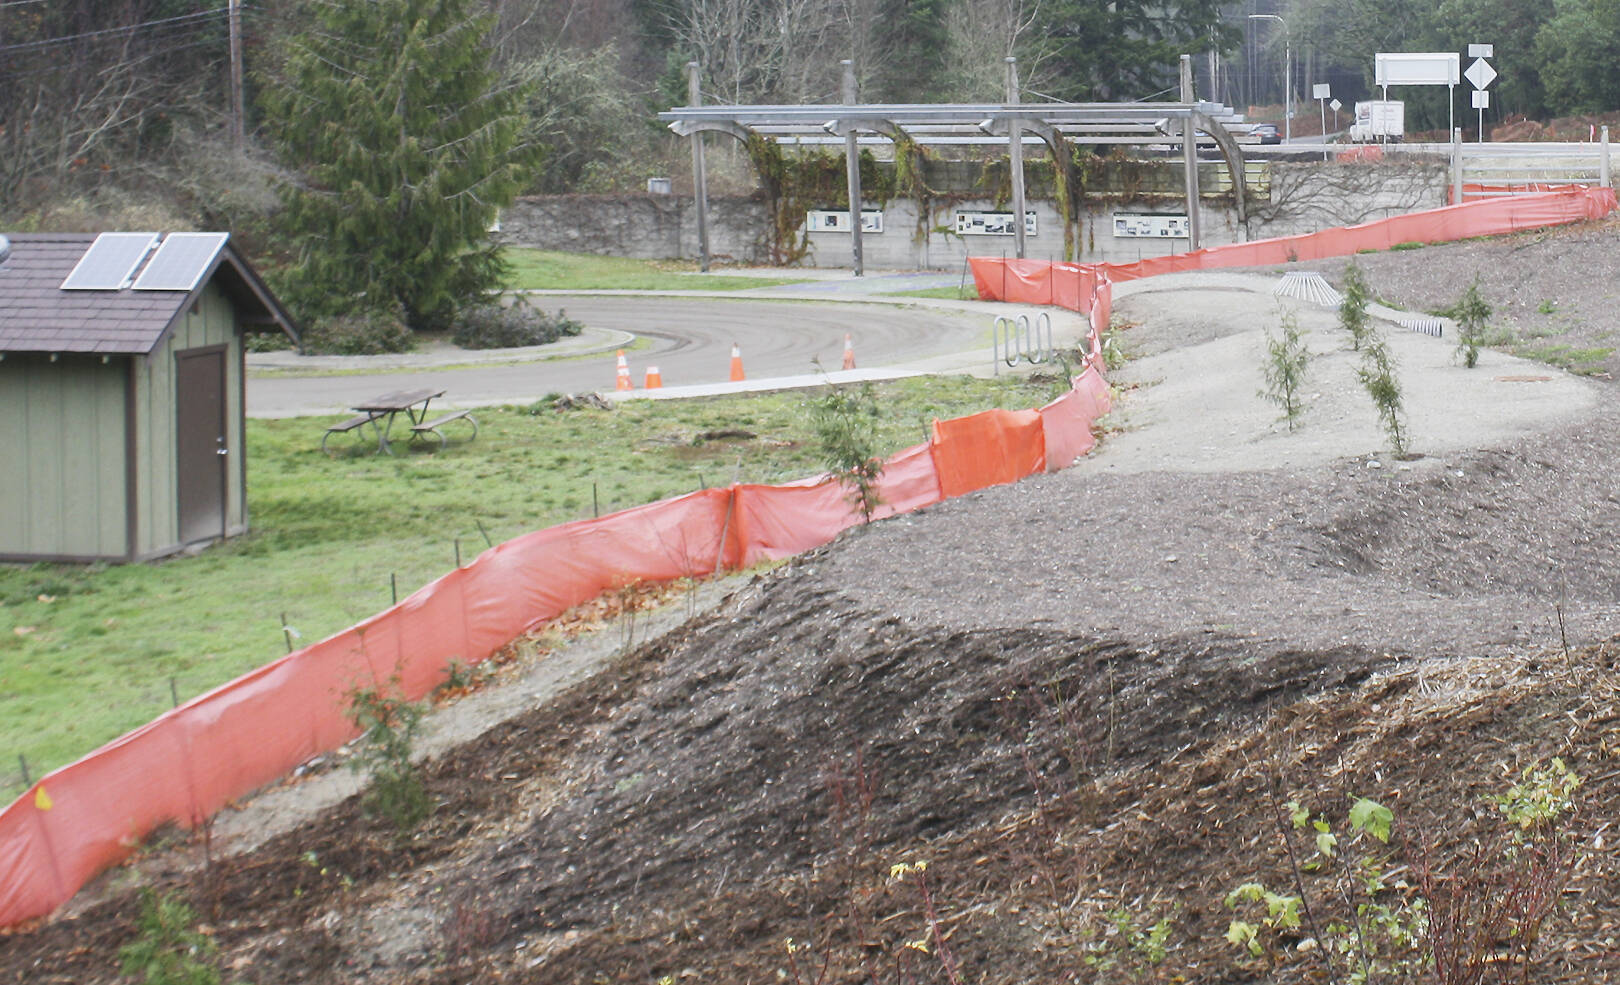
[0,0,1615,329]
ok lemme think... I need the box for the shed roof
[0,232,298,355]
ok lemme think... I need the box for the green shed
[0,232,297,562]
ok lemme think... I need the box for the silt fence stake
[18,754,30,788]
[391,572,398,606]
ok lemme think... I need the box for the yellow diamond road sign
[1465,58,1497,90]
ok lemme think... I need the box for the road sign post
[1465,46,1496,143]
[1314,83,1331,160]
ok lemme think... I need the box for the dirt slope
[4,218,1620,984]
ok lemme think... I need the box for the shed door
[176,347,227,544]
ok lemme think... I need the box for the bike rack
[992,312,1054,375]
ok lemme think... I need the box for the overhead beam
[1191,110,1250,238]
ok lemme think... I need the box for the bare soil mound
[5,218,1620,984]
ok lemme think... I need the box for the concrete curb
[247,325,636,372]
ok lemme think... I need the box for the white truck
[1349,100,1404,142]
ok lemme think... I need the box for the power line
[0,7,238,55]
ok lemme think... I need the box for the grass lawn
[883,285,982,301]
[0,375,1069,801]
[504,248,807,292]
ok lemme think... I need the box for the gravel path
[819,258,1620,663]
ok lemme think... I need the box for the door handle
[216,437,228,456]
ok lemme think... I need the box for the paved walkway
[245,272,1080,417]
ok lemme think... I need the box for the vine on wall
[741,140,1255,265]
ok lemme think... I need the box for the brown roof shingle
[0,232,297,354]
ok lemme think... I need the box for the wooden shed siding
[133,282,244,555]
[134,333,175,554]
[0,354,127,558]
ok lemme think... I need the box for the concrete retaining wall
[498,159,1451,270]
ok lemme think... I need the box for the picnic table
[322,388,477,455]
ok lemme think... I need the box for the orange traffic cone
[841,333,856,370]
[729,343,745,381]
[614,349,633,391]
[644,365,662,389]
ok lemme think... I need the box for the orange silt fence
[0,364,1121,928]
[930,408,1046,498]
[971,187,1617,312]
[1040,368,1112,472]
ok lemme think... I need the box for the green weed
[1512,343,1614,375]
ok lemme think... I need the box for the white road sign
[1468,43,1494,58]
[1377,52,1460,86]
[1465,58,1497,90]
[1472,90,1490,109]
[1330,98,1342,112]
[1313,83,1331,99]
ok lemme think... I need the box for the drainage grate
[1271,271,1344,307]
[1400,317,1444,337]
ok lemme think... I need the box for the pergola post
[687,62,711,273]
[842,60,864,276]
[1180,55,1202,250]
[1006,57,1026,260]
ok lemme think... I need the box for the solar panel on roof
[59,233,159,290]
[132,232,229,292]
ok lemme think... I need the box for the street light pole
[1249,13,1290,144]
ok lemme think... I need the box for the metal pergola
[658,57,1259,273]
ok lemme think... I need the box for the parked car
[1252,123,1282,144]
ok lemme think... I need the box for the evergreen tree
[1036,0,1234,101]
[261,0,532,331]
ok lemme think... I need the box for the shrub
[451,298,584,349]
[813,384,885,524]
[243,330,295,353]
[1338,260,1373,351]
[1358,332,1407,457]
[346,683,431,832]
[1261,308,1310,430]
[301,309,415,355]
[1449,278,1492,369]
[118,890,220,985]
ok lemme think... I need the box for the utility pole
[842,60,863,277]
[1006,57,1026,260]
[228,0,245,152]
[1248,13,1290,144]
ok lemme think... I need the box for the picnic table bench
[409,408,479,448]
[321,388,477,456]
